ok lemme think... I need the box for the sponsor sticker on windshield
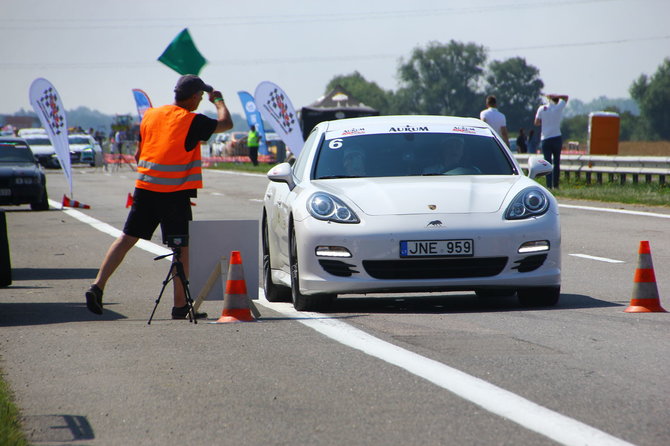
[325,124,492,141]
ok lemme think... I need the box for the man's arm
[208,91,233,133]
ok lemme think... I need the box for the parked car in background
[19,131,58,168]
[0,138,49,210]
[68,134,103,167]
[224,131,249,156]
[211,132,230,156]
[262,115,559,311]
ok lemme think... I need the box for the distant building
[0,115,41,130]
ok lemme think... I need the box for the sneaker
[171,304,207,320]
[85,285,103,315]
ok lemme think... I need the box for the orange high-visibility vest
[135,105,203,192]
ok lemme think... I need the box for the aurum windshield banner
[29,78,72,196]
[132,89,153,121]
[254,81,304,156]
[237,91,268,155]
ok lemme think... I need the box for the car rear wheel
[517,286,560,307]
[262,218,291,302]
[289,227,334,311]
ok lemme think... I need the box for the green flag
[158,28,207,75]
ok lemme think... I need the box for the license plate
[400,239,474,257]
[0,189,11,197]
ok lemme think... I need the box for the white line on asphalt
[255,296,634,446]
[55,198,634,446]
[559,203,670,219]
[48,199,172,259]
[569,253,625,263]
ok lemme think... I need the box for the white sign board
[189,220,259,301]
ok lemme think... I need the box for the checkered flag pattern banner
[254,81,304,156]
[29,77,73,195]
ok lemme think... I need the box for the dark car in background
[0,138,49,211]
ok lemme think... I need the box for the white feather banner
[29,78,72,196]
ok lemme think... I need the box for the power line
[0,34,666,70]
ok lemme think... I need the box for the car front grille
[362,257,508,280]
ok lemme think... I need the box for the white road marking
[56,198,635,446]
[559,203,670,219]
[569,253,625,263]
[254,296,633,446]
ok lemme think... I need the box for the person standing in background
[535,94,569,188]
[246,125,260,166]
[516,128,528,153]
[480,95,510,147]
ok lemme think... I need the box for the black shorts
[123,188,193,245]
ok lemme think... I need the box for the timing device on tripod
[147,234,197,324]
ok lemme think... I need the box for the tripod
[148,246,197,324]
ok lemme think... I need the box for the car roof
[322,115,487,132]
[0,138,31,150]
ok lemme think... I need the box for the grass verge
[0,370,28,446]
[539,177,669,207]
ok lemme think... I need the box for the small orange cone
[125,192,133,208]
[213,251,256,323]
[625,241,666,313]
[62,194,90,209]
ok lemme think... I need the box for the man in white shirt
[534,94,569,188]
[480,95,510,147]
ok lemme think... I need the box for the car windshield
[313,132,515,179]
[69,137,91,145]
[0,146,35,163]
[25,137,52,145]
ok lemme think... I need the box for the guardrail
[515,153,670,185]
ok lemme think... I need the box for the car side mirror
[527,155,553,179]
[267,162,296,190]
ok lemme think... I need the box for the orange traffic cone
[213,251,256,323]
[625,241,666,313]
[125,192,133,208]
[62,194,90,209]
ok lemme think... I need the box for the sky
[1,0,668,120]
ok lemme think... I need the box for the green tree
[561,114,588,142]
[396,40,487,116]
[326,71,392,115]
[484,57,544,133]
[630,58,670,140]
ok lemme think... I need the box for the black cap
[174,74,213,98]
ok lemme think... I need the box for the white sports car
[262,115,560,311]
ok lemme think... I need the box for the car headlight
[307,192,359,223]
[505,188,549,220]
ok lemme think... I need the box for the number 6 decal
[328,139,343,149]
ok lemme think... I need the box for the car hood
[316,176,522,215]
[0,164,40,176]
[27,145,55,155]
[69,143,94,152]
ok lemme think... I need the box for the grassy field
[209,162,669,208]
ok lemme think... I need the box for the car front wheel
[517,286,560,307]
[262,218,291,302]
[289,226,333,311]
[30,189,49,211]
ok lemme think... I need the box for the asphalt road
[1,167,669,446]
